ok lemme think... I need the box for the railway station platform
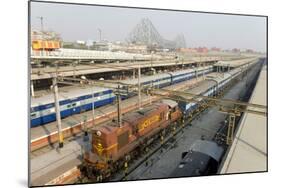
[219,66,267,173]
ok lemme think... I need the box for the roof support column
[31,80,35,97]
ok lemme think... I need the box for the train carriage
[30,66,213,127]
[31,87,115,127]
[178,62,257,118]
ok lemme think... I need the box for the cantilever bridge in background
[126,18,186,49]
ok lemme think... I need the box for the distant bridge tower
[126,18,186,49]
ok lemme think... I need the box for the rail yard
[29,9,267,187]
[29,48,267,186]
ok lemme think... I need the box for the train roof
[167,66,212,76]
[190,140,224,162]
[185,80,217,95]
[121,66,212,85]
[121,72,171,85]
[31,86,109,107]
[122,102,168,124]
[161,99,178,108]
[169,151,211,177]
[169,140,224,178]
[206,66,247,84]
[168,69,194,76]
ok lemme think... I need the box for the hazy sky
[30,1,267,52]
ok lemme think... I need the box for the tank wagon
[81,99,182,180]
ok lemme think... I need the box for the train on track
[81,99,183,180]
[79,61,257,181]
[169,139,225,178]
[30,66,213,127]
[169,112,230,178]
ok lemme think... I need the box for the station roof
[214,57,258,68]
[31,56,238,81]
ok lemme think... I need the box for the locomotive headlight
[96,131,101,136]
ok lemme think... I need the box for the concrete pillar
[133,69,136,79]
[31,80,35,97]
[117,85,122,127]
[92,87,95,127]
[53,76,63,148]
[138,65,141,109]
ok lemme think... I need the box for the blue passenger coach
[30,66,213,127]
[31,87,115,127]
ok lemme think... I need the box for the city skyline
[30,2,267,52]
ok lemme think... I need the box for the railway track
[78,62,263,183]
[117,62,263,181]
[78,99,222,183]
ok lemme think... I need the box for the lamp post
[192,65,198,82]
[150,51,154,74]
[37,16,44,32]
[92,88,95,126]
[98,28,102,42]
[31,80,35,97]
[37,16,45,56]
[52,74,63,148]
[138,64,141,109]
[81,76,95,127]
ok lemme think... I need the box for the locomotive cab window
[170,107,177,113]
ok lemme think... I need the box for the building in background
[196,47,209,53]
[210,47,221,52]
[232,48,241,53]
[31,29,62,41]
